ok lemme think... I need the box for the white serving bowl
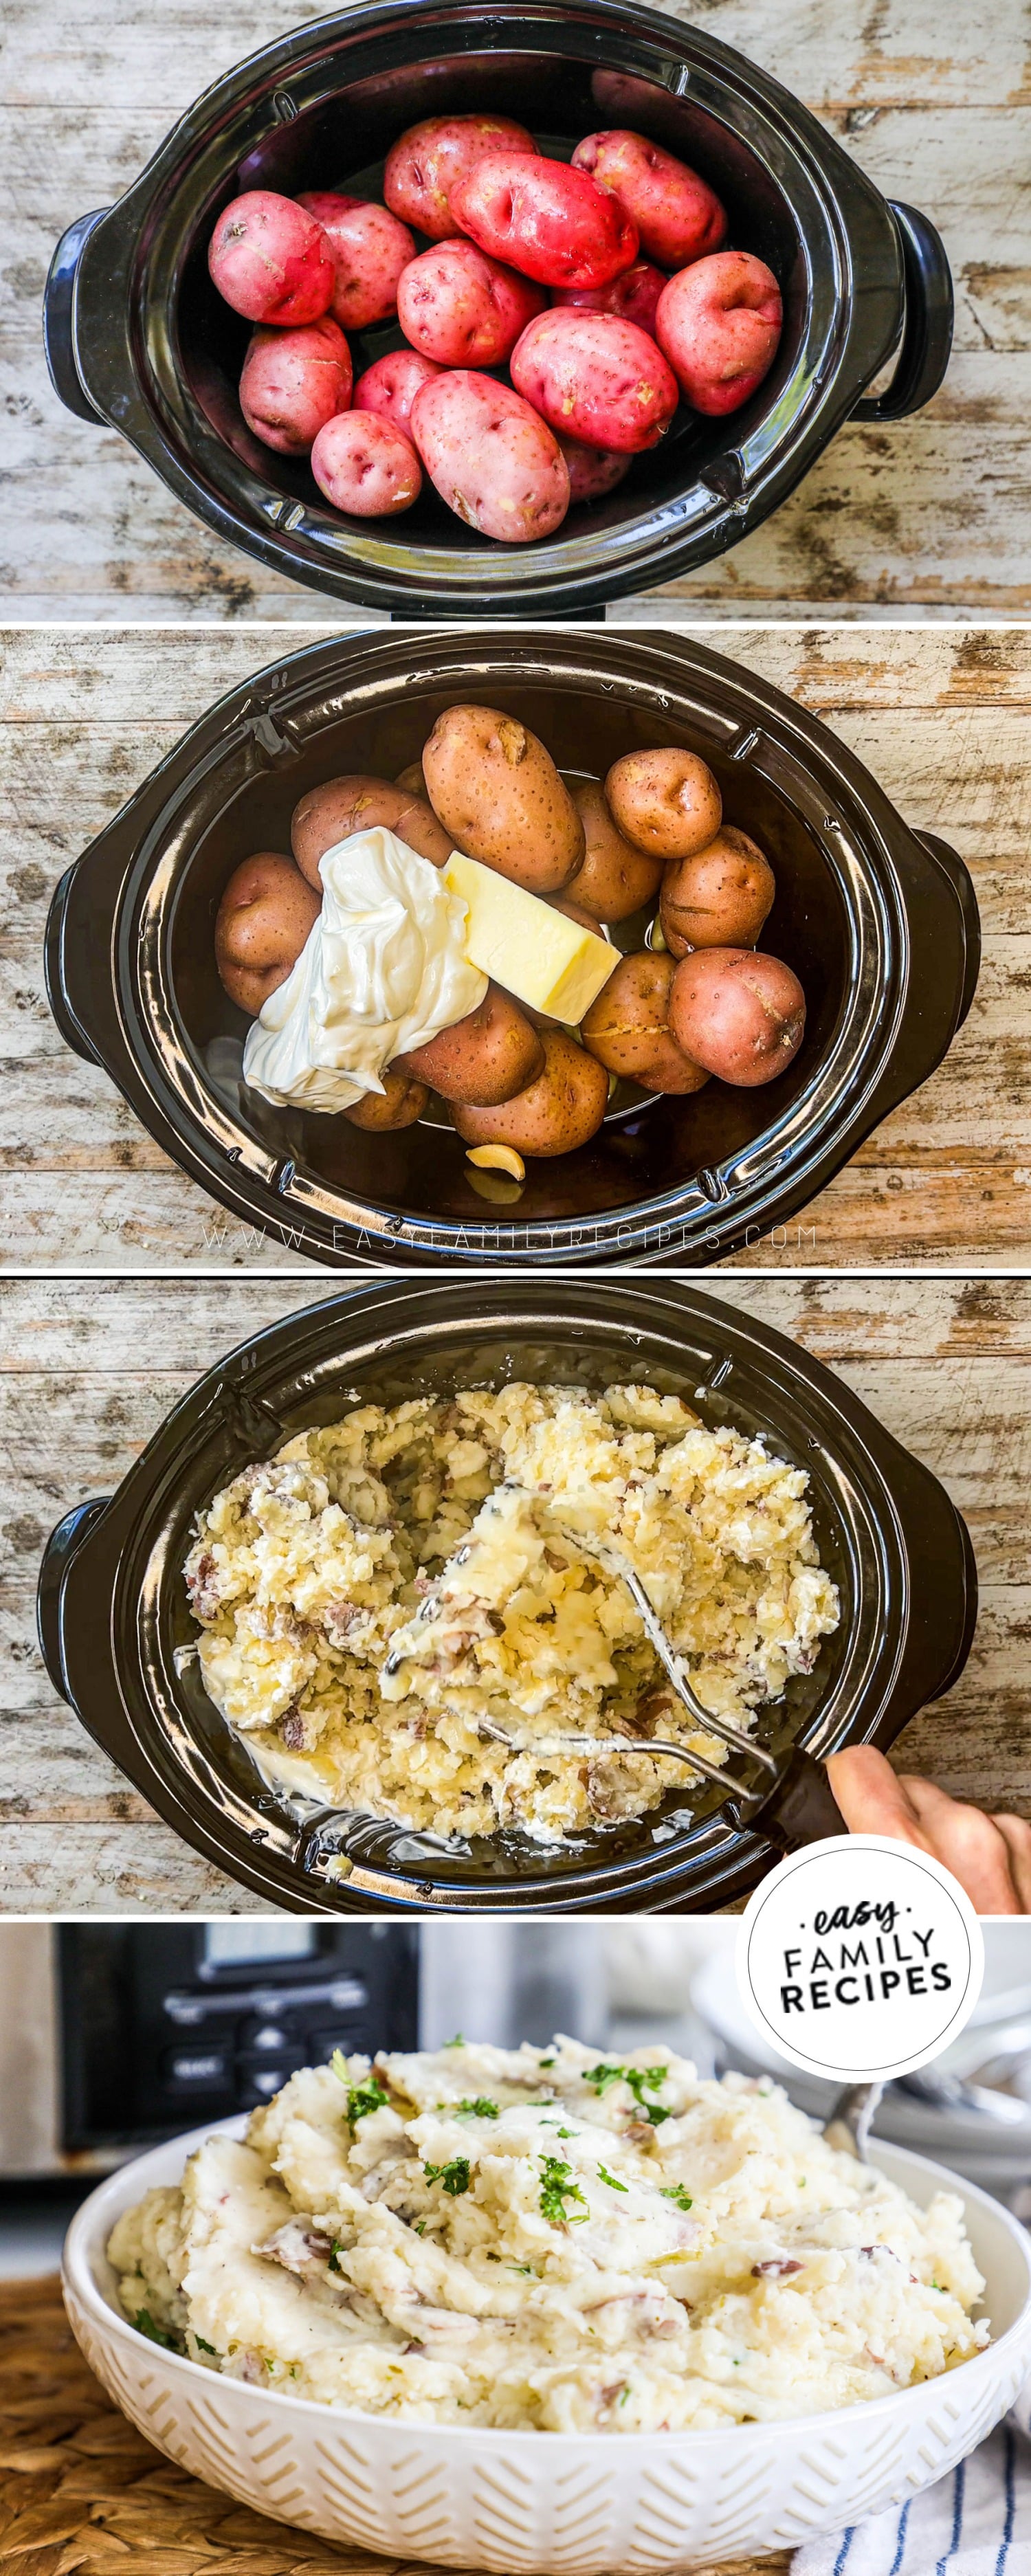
[63,2118,1031,2574]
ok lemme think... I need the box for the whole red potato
[656,251,782,415]
[311,412,421,516]
[239,317,352,455]
[397,239,544,369]
[581,951,709,1094]
[660,825,775,956]
[384,114,539,241]
[572,131,726,270]
[353,348,444,439]
[214,852,321,1018]
[668,947,806,1086]
[410,372,570,542]
[208,191,334,326]
[557,437,632,504]
[554,258,666,336]
[511,309,678,454]
[296,191,414,331]
[452,151,639,291]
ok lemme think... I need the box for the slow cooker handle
[853,203,953,423]
[744,1748,847,1851]
[36,1498,113,1707]
[43,212,111,424]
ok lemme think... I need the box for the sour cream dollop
[242,826,487,1113]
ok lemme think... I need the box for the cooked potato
[564,778,664,922]
[214,852,320,1018]
[668,946,806,1086]
[605,747,722,860]
[394,759,428,795]
[291,773,452,885]
[421,704,584,893]
[581,950,709,1093]
[343,1068,428,1130]
[661,825,775,956]
[452,1028,609,1157]
[394,984,544,1105]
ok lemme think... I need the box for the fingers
[825,1747,1031,1916]
[825,1747,929,1845]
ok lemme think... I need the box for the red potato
[571,131,727,271]
[296,191,415,331]
[395,984,544,1105]
[656,251,782,416]
[311,412,421,517]
[510,309,678,454]
[410,373,570,543]
[452,151,639,291]
[553,258,667,337]
[397,239,544,369]
[452,1028,610,1157]
[239,317,352,455]
[564,778,663,921]
[606,746,722,861]
[353,348,444,440]
[208,191,335,326]
[343,1067,428,1131]
[660,825,775,956]
[668,947,806,1086]
[291,774,452,883]
[581,950,709,1093]
[557,437,632,505]
[384,114,540,242]
[214,853,321,1017]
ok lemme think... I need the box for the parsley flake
[442,2033,465,2048]
[194,2333,218,2356]
[597,2164,628,2192]
[659,2185,693,2212]
[585,2061,671,2124]
[539,2155,588,2226]
[424,2156,471,2197]
[133,2309,177,2351]
[455,2096,498,2118]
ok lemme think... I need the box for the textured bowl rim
[63,2115,1031,2454]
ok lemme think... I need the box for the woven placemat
[0,2274,790,2576]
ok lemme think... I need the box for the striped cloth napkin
[792,2420,1031,2576]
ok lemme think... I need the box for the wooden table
[3,621,1028,1272]
[2,1272,1028,1916]
[5,0,1028,620]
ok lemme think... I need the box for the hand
[825,1746,1031,1914]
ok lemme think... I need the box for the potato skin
[656,250,782,417]
[410,372,570,544]
[564,778,663,922]
[557,437,632,506]
[384,115,539,243]
[553,258,665,336]
[422,704,584,893]
[605,747,722,861]
[571,131,727,271]
[452,1028,610,1156]
[668,947,806,1087]
[661,825,775,956]
[343,1067,428,1130]
[214,852,321,1017]
[208,191,335,326]
[291,775,453,884]
[311,412,421,517]
[581,950,709,1094]
[239,317,352,455]
[397,241,544,368]
[296,191,415,332]
[353,348,444,439]
[394,984,544,1105]
[452,150,639,290]
[510,309,678,454]
[394,759,428,796]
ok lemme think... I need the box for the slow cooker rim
[43,1277,972,1916]
[110,625,914,1263]
[65,0,905,612]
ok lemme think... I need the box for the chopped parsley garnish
[194,2334,218,2356]
[539,2155,588,2226]
[539,2056,556,2068]
[454,2096,498,2118]
[345,2076,389,2130]
[328,2241,344,2274]
[659,2185,693,2212]
[412,2220,425,2236]
[424,2156,471,2196]
[585,2061,671,2125]
[556,2127,575,2139]
[133,2309,177,2351]
[442,2033,465,2048]
[597,2164,628,2192]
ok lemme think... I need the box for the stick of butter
[443,850,619,1024]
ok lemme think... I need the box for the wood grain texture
[1,1272,1028,1916]
[3,0,1029,617]
[2,621,1028,1271]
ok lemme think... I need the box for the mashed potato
[109,2038,987,2432]
[182,1381,839,1843]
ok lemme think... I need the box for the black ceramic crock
[43,0,953,617]
[45,626,979,1271]
[36,1278,976,1916]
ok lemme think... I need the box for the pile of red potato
[215,709,806,1160]
[207,115,783,542]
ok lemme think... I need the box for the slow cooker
[45,626,980,1269]
[43,0,953,617]
[36,1277,977,1916]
